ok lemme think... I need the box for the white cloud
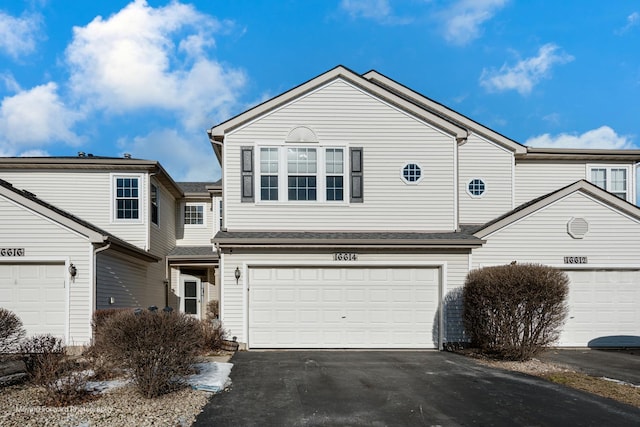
[0,82,83,154]
[117,129,220,181]
[479,43,574,95]
[0,11,41,58]
[615,11,639,35]
[442,0,507,45]
[341,0,391,21]
[525,126,635,150]
[65,0,246,131]
[339,0,411,25]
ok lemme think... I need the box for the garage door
[560,270,640,347]
[0,263,66,339]
[249,266,440,348]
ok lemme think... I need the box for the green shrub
[92,310,205,398]
[0,308,25,353]
[463,263,569,361]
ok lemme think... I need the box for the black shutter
[350,147,363,203]
[241,147,254,202]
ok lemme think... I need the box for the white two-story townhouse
[209,65,640,350]
[0,156,222,346]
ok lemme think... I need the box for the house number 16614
[334,252,358,261]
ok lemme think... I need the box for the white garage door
[560,270,640,347]
[0,263,66,339]
[249,266,440,349]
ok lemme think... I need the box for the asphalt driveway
[540,348,640,385]
[194,351,640,426]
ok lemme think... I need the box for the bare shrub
[93,310,205,398]
[463,263,569,361]
[85,308,134,380]
[205,300,219,322]
[0,308,25,353]
[19,334,90,406]
[19,334,65,385]
[199,320,226,353]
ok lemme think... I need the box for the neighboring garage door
[560,270,640,347]
[0,263,66,339]
[249,266,440,349]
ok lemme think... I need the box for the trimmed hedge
[463,263,569,360]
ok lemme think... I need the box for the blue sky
[0,0,639,181]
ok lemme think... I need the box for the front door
[180,275,202,318]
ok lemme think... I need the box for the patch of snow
[600,377,640,388]
[188,362,233,393]
[83,362,233,395]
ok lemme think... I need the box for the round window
[467,178,486,196]
[402,163,422,183]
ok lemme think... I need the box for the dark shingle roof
[214,231,483,248]
[168,246,218,260]
[177,181,221,194]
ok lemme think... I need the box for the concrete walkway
[194,351,640,426]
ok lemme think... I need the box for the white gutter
[92,242,112,314]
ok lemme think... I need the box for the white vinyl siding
[0,194,93,345]
[458,134,513,223]
[223,79,456,231]
[515,161,636,206]
[176,199,215,246]
[220,250,469,346]
[473,191,640,267]
[0,171,148,249]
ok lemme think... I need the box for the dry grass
[467,350,640,408]
[544,372,640,408]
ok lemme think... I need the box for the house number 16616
[334,252,358,261]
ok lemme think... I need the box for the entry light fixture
[235,267,241,284]
[68,263,77,278]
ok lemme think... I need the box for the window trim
[183,202,207,228]
[466,178,487,198]
[254,143,348,204]
[586,164,632,202]
[400,162,423,185]
[111,173,143,223]
[150,183,159,227]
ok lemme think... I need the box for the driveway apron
[194,351,640,426]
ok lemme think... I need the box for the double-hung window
[287,147,317,201]
[260,148,279,201]
[589,166,629,200]
[115,177,140,220]
[184,204,205,226]
[325,148,344,201]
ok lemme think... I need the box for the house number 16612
[334,252,358,261]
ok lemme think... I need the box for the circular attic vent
[567,217,589,239]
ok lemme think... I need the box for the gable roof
[362,70,527,154]
[208,65,468,144]
[0,179,160,262]
[473,179,640,239]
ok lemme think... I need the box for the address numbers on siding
[333,252,358,261]
[564,256,588,264]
